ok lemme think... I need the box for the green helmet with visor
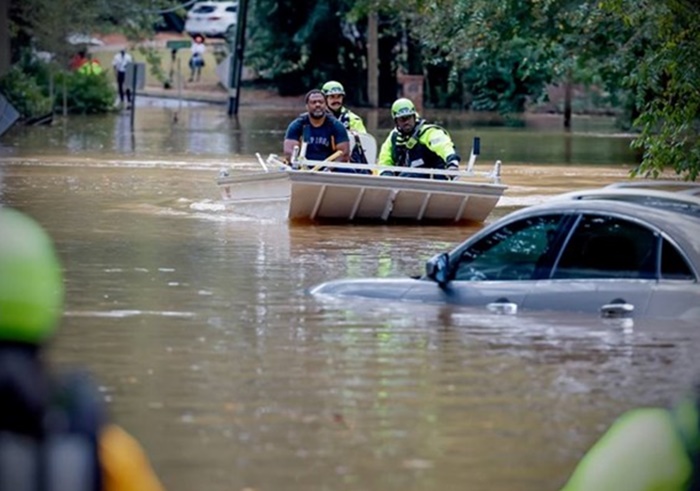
[0,207,64,345]
[321,81,345,96]
[391,98,417,119]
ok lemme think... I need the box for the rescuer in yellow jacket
[0,207,164,491]
[560,388,700,491]
[377,97,461,180]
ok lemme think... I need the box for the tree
[246,0,368,99]
[603,0,700,180]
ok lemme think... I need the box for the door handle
[600,299,634,319]
[487,298,518,315]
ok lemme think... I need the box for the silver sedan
[311,199,700,320]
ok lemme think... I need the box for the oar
[310,150,344,171]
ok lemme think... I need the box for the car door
[403,213,571,312]
[646,236,700,319]
[524,213,657,317]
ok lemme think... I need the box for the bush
[0,66,53,120]
[54,70,116,114]
[0,49,117,118]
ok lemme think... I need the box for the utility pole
[367,11,379,108]
[0,0,10,78]
[227,0,249,116]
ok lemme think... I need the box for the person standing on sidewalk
[189,36,206,83]
[112,49,133,108]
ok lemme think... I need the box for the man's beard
[309,108,326,120]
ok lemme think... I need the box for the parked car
[184,1,238,38]
[311,194,700,320]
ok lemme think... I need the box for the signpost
[127,62,146,131]
[227,0,248,116]
[165,40,192,122]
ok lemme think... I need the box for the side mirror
[425,252,450,287]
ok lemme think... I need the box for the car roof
[553,181,700,218]
[478,198,700,263]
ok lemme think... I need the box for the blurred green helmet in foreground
[0,207,64,344]
[391,98,417,119]
[321,81,345,96]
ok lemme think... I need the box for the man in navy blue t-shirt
[283,89,350,165]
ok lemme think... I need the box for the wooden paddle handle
[323,150,344,162]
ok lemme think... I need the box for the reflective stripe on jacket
[336,107,367,133]
[377,120,459,170]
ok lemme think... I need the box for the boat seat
[349,132,377,164]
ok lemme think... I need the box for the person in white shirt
[189,36,206,82]
[111,49,133,107]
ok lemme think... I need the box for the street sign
[0,93,20,137]
[166,39,192,50]
[126,62,146,91]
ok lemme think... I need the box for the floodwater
[1,103,698,491]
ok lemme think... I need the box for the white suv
[184,1,238,38]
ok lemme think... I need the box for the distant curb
[139,87,227,105]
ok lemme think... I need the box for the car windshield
[453,214,565,281]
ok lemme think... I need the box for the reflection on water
[0,110,694,491]
[0,103,638,169]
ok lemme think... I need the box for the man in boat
[559,380,700,491]
[283,89,350,170]
[0,207,165,491]
[321,80,367,133]
[321,80,371,168]
[377,98,461,180]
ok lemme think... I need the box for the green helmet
[0,208,64,344]
[391,98,417,119]
[321,81,345,96]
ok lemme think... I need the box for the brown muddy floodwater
[1,104,698,491]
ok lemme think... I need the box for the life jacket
[390,120,448,169]
[77,61,103,76]
[0,363,103,491]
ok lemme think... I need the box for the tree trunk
[367,11,378,108]
[563,69,572,130]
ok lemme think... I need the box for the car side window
[552,215,657,279]
[193,6,216,13]
[452,215,564,281]
[660,238,695,280]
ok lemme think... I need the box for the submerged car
[311,196,700,320]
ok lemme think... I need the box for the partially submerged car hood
[309,277,419,300]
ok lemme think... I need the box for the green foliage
[247,0,367,98]
[0,65,53,119]
[54,71,116,114]
[462,37,553,113]
[603,0,700,180]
